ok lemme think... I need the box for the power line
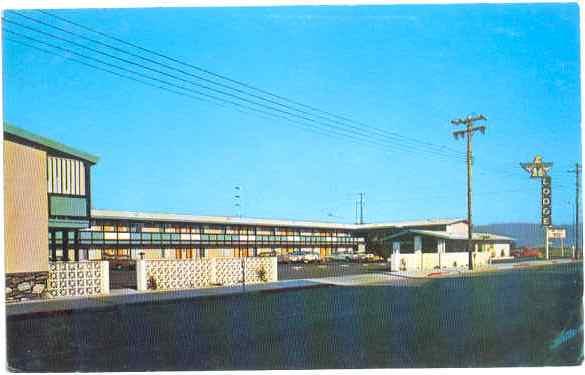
[3,18,465,162]
[10,11,577,183]
[34,9,465,158]
[3,22,467,163]
[11,10,466,159]
[3,29,465,164]
[1,32,396,146]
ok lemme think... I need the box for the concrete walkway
[384,258,580,279]
[306,272,431,287]
[6,279,324,317]
[6,258,580,317]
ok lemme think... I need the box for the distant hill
[475,223,578,247]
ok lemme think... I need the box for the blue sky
[3,3,581,224]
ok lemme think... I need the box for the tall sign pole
[521,155,553,259]
[451,114,487,271]
[568,163,581,259]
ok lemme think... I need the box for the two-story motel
[4,124,514,300]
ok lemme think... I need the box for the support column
[414,236,422,271]
[74,231,80,261]
[50,230,57,261]
[437,239,446,270]
[63,230,69,261]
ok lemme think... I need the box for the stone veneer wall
[5,271,49,303]
[137,257,278,292]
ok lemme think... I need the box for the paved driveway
[109,262,391,290]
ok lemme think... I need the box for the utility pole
[451,114,487,271]
[359,193,363,225]
[568,163,581,259]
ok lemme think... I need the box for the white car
[345,253,360,262]
[289,252,320,264]
[326,253,349,262]
[288,253,304,263]
[302,253,320,263]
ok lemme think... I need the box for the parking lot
[278,261,390,280]
[109,261,391,290]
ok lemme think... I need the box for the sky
[2,3,581,225]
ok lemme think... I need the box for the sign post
[521,155,553,260]
[545,228,549,260]
[547,228,566,258]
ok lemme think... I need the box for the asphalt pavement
[109,261,391,289]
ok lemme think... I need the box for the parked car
[288,252,320,264]
[357,253,384,263]
[302,253,320,264]
[345,253,360,262]
[258,251,277,257]
[511,247,541,258]
[325,253,350,262]
[288,252,304,263]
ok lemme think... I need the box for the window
[204,226,222,234]
[91,232,104,241]
[47,156,86,196]
[79,231,92,240]
[130,223,143,232]
[142,225,160,233]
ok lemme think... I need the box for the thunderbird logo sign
[520,155,553,178]
[521,155,553,227]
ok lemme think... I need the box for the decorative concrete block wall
[47,261,109,298]
[5,272,49,303]
[392,252,491,272]
[136,259,213,291]
[214,257,278,286]
[136,257,278,291]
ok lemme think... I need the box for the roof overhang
[384,229,514,242]
[4,123,99,164]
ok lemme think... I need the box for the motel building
[3,124,514,302]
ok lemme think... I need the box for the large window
[47,156,86,196]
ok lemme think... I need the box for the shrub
[147,276,157,290]
[257,266,268,282]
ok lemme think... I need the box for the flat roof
[3,123,99,164]
[357,218,465,230]
[92,209,465,231]
[384,229,514,242]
